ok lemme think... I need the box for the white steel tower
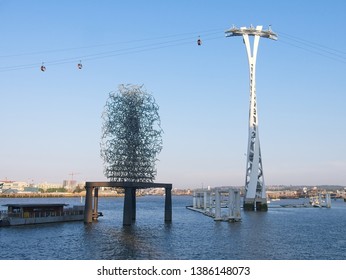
[225,25,277,211]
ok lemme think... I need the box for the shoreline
[0,192,123,198]
[0,192,190,198]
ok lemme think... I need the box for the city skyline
[1,0,345,188]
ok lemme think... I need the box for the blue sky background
[0,0,345,188]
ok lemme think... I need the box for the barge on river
[0,203,85,227]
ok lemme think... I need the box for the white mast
[225,25,277,211]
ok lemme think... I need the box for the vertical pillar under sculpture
[84,184,93,223]
[164,186,172,222]
[123,187,134,226]
[92,187,99,220]
[131,188,136,221]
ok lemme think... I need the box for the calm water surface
[0,196,345,260]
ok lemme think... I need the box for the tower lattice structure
[226,25,277,211]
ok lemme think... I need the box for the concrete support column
[131,188,136,221]
[193,191,197,208]
[164,187,172,222]
[92,187,99,220]
[234,190,241,220]
[84,185,93,223]
[123,187,134,226]
[209,192,213,212]
[196,193,201,208]
[205,192,210,211]
[228,189,235,219]
[214,189,221,221]
[203,191,207,210]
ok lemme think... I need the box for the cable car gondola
[40,63,46,72]
[197,36,202,46]
[77,61,83,69]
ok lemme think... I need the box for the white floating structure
[188,187,241,222]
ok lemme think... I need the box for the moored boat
[0,203,85,227]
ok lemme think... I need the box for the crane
[68,172,80,181]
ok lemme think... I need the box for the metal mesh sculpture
[101,84,163,182]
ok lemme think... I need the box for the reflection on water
[1,196,346,259]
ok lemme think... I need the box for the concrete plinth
[256,201,268,211]
[243,201,255,211]
[243,198,268,212]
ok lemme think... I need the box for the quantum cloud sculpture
[101,84,163,183]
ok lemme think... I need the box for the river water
[0,195,345,260]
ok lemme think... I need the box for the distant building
[0,181,28,192]
[23,186,39,193]
[63,180,77,190]
[37,182,63,191]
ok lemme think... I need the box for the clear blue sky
[1,0,345,188]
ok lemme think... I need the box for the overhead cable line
[277,30,346,64]
[1,27,345,72]
[0,31,223,72]
[279,31,346,56]
[0,28,222,59]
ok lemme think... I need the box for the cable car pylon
[225,25,277,211]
